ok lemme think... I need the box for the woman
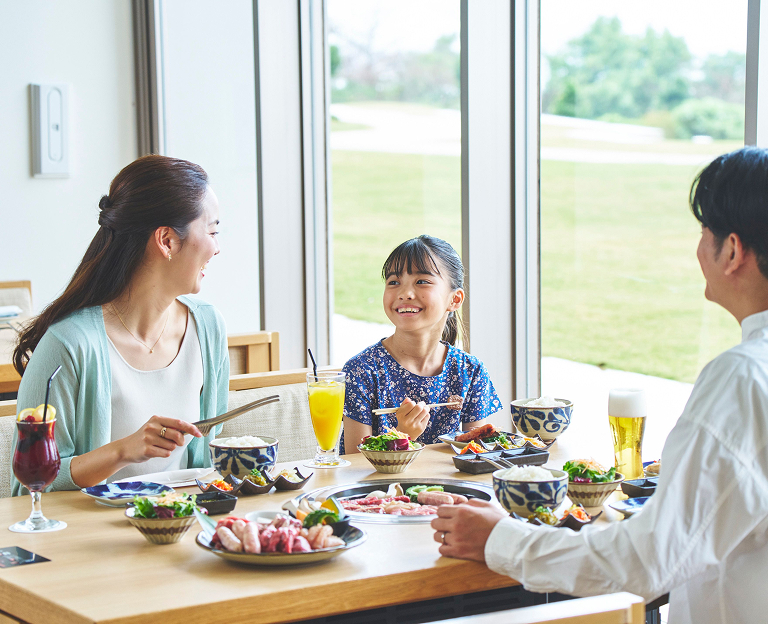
[11,155,229,495]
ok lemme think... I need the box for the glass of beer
[608,388,646,480]
[305,371,351,468]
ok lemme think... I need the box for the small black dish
[194,491,238,515]
[452,446,550,474]
[330,517,352,537]
[621,477,658,498]
[272,467,313,491]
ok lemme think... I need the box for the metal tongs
[193,394,280,436]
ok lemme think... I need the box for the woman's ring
[441,532,447,545]
[160,426,167,438]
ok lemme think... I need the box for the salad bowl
[357,444,425,473]
[125,506,197,545]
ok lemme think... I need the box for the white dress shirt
[485,310,768,624]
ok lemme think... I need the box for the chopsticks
[372,401,460,416]
[193,395,280,436]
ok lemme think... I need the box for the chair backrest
[0,414,15,499]
[0,281,32,316]
[227,332,279,375]
[432,593,645,624]
[224,367,338,464]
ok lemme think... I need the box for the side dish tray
[452,446,550,474]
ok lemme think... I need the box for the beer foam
[608,388,646,418]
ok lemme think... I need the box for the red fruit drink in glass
[13,419,61,492]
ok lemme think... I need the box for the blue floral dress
[340,340,503,453]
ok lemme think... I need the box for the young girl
[342,235,503,453]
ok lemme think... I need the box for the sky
[328,0,748,58]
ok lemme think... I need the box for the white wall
[159,0,261,333]
[1,1,137,310]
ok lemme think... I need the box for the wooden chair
[0,413,15,499]
[227,331,280,374]
[0,281,32,316]
[432,593,645,624]
[224,367,337,464]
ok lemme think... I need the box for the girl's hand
[116,416,202,465]
[395,398,431,441]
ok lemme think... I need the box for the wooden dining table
[0,407,670,624]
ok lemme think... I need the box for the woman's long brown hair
[13,155,209,376]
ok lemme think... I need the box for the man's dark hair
[690,146,768,279]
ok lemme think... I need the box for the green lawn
[332,149,741,384]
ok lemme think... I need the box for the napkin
[0,305,22,319]
[115,467,216,488]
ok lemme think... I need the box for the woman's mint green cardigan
[11,296,229,496]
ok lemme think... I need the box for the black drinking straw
[307,348,318,381]
[42,365,62,423]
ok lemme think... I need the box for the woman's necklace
[112,305,170,354]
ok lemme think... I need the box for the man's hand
[431,499,507,561]
[394,398,431,440]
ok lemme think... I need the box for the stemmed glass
[305,371,351,468]
[10,365,66,533]
[10,414,66,532]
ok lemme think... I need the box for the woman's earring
[168,253,172,262]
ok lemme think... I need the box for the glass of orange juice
[305,372,351,468]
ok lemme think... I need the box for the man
[432,147,768,624]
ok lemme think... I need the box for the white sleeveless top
[107,311,204,483]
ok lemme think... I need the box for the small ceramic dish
[196,474,243,495]
[512,506,602,531]
[621,477,658,498]
[125,506,197,545]
[511,399,573,441]
[609,496,650,518]
[643,460,661,477]
[272,467,313,491]
[81,482,173,507]
[233,471,277,495]
[194,491,238,515]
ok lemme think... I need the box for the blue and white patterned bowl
[492,468,568,516]
[209,436,279,479]
[511,399,573,441]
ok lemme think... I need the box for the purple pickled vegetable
[386,438,410,451]
[155,506,175,518]
[573,476,592,484]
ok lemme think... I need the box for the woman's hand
[394,398,431,441]
[430,499,507,561]
[70,416,202,488]
[116,416,202,464]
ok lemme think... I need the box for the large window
[539,2,748,457]
[327,0,461,365]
